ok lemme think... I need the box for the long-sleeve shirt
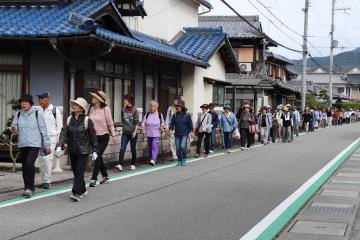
[142,112,164,137]
[13,107,50,148]
[220,112,238,132]
[195,112,212,133]
[38,104,62,139]
[89,106,115,136]
[169,112,193,136]
[210,111,219,128]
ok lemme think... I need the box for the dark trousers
[240,128,251,148]
[118,133,138,166]
[91,134,109,180]
[223,132,232,150]
[196,132,210,154]
[70,154,88,195]
[20,147,40,191]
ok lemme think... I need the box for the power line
[220,0,303,53]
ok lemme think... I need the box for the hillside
[292,47,360,73]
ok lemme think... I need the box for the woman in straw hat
[238,104,252,150]
[281,106,293,143]
[169,100,194,166]
[57,97,98,202]
[88,91,115,187]
[220,103,238,153]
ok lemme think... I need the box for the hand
[92,152,98,161]
[45,147,51,155]
[11,124,17,133]
[190,132,195,138]
[132,132,137,139]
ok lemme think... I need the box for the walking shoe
[240,147,245,150]
[115,164,123,171]
[181,160,187,166]
[209,150,214,153]
[227,149,231,154]
[70,194,81,202]
[194,154,200,158]
[177,160,181,166]
[130,165,136,171]
[42,183,51,189]
[89,180,96,187]
[150,160,156,166]
[38,183,44,189]
[204,154,208,158]
[100,177,110,184]
[79,191,88,198]
[23,189,32,198]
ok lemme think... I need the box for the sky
[204,0,360,60]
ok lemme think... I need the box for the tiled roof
[347,74,360,84]
[266,52,293,65]
[95,28,209,67]
[199,16,262,39]
[0,0,208,67]
[173,27,239,72]
[0,0,110,37]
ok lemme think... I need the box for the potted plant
[0,98,21,171]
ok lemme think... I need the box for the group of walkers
[10,91,360,202]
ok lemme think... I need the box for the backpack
[67,115,89,130]
[145,112,163,124]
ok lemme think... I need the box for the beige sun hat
[70,97,89,113]
[90,91,108,104]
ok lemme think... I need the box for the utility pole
[301,0,310,112]
[261,38,269,76]
[329,0,336,105]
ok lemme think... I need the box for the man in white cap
[37,92,63,189]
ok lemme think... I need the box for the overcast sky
[204,0,360,60]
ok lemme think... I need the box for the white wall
[182,52,226,121]
[136,0,199,41]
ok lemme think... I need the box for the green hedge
[334,102,360,110]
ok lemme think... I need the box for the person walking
[258,107,272,145]
[266,106,273,144]
[116,95,139,171]
[303,108,312,132]
[292,106,301,137]
[239,104,252,150]
[326,107,332,127]
[169,100,194,166]
[208,103,219,153]
[165,97,181,160]
[332,109,339,126]
[194,104,212,158]
[281,106,293,143]
[88,91,115,187]
[56,97,98,202]
[36,92,62,189]
[141,100,164,166]
[274,105,283,142]
[220,103,238,153]
[12,94,51,198]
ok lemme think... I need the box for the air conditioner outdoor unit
[239,63,252,73]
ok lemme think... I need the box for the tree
[318,90,331,107]
[305,94,317,109]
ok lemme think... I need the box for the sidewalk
[278,148,360,239]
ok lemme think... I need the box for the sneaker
[194,154,200,158]
[150,160,156,166]
[38,183,44,189]
[209,150,214,153]
[23,189,32,198]
[89,180,96,187]
[130,165,136,171]
[204,154,208,158]
[227,149,231,154]
[240,147,245,150]
[79,191,88,198]
[70,194,81,202]
[42,183,51,189]
[100,177,110,184]
[115,164,123,171]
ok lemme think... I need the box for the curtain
[0,72,22,133]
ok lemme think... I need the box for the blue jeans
[223,131,232,150]
[118,133,138,166]
[175,135,188,165]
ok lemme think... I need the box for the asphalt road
[1,124,360,240]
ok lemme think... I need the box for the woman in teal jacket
[220,103,238,153]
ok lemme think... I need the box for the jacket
[13,107,50,149]
[220,112,238,133]
[258,113,272,128]
[169,112,193,136]
[58,114,98,155]
[239,111,252,129]
[210,111,219,128]
[195,112,212,133]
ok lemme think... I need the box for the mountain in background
[292,47,360,73]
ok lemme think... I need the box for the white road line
[239,137,360,240]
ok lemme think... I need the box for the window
[0,54,23,133]
[144,74,155,112]
[346,87,351,96]
[337,87,345,94]
[213,85,225,106]
[86,60,135,123]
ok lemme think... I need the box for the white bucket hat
[70,97,89,113]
